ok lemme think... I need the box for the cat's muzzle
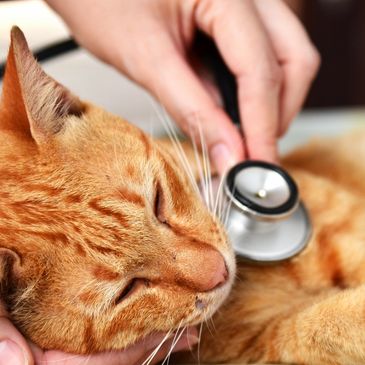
[224,161,312,263]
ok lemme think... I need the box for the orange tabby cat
[0,27,234,354]
[1,27,365,365]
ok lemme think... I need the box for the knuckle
[238,63,283,90]
[300,46,321,76]
[266,65,284,85]
[256,65,283,89]
[195,0,242,34]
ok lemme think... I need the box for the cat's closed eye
[115,278,142,304]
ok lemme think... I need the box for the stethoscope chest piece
[224,161,311,263]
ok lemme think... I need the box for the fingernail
[210,143,236,174]
[0,340,26,365]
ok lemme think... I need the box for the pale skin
[45,0,320,173]
[1,0,319,364]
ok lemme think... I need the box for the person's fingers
[195,0,283,162]
[195,69,223,108]
[254,0,320,135]
[31,328,198,365]
[0,316,33,365]
[130,30,245,174]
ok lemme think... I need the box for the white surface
[280,109,365,153]
[1,0,365,154]
[0,0,68,53]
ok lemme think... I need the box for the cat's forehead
[51,106,157,180]
[73,105,152,155]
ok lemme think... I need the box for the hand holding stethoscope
[197,32,312,263]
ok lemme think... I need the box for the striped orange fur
[190,138,365,364]
[0,27,234,354]
[2,27,365,365]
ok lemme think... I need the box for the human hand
[0,315,197,365]
[45,0,320,174]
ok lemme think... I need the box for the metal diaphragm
[224,161,311,263]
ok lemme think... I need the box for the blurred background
[286,0,365,108]
[0,0,365,153]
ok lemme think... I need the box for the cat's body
[191,134,365,364]
[1,27,365,365]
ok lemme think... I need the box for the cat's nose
[203,252,228,291]
[172,247,229,292]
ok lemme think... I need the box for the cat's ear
[0,26,84,143]
[0,248,21,295]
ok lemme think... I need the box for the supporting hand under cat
[45,0,320,174]
[0,313,198,365]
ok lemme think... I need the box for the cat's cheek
[93,295,195,350]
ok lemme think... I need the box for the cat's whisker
[162,325,187,365]
[194,125,209,209]
[151,101,201,196]
[235,275,243,283]
[197,122,213,212]
[218,195,226,223]
[224,222,237,243]
[208,316,217,334]
[213,172,226,220]
[159,111,202,197]
[197,322,203,365]
[188,119,211,211]
[160,322,182,365]
[141,330,173,365]
[204,316,215,338]
[188,122,208,207]
[223,187,236,228]
[219,179,230,223]
[185,326,195,354]
[13,275,42,310]
[196,120,212,211]
[150,101,197,187]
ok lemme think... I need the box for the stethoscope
[195,32,312,263]
[223,161,311,262]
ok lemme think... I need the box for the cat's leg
[263,285,365,365]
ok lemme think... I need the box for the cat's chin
[184,270,234,327]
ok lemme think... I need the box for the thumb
[137,35,244,174]
[0,316,33,365]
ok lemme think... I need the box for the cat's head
[0,27,235,353]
